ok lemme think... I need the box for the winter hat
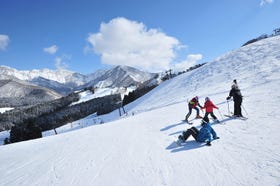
[194,96,198,101]
[205,97,210,101]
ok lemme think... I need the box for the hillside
[0,36,279,185]
[0,79,62,107]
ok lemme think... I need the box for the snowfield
[0,36,280,186]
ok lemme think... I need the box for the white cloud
[260,0,274,6]
[0,35,10,51]
[44,45,58,55]
[87,17,182,72]
[173,54,203,71]
[55,54,71,70]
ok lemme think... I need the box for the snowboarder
[176,117,219,146]
[201,97,219,122]
[184,96,203,122]
[226,79,243,117]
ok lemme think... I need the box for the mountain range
[0,65,158,106]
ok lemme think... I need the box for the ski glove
[214,137,220,140]
[226,96,231,100]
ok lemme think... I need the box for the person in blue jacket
[177,117,219,146]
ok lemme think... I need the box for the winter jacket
[196,123,217,142]
[201,100,218,113]
[189,98,201,108]
[228,87,242,102]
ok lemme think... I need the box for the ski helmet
[205,97,210,101]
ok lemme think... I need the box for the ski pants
[204,112,217,120]
[182,127,199,141]
[234,99,242,116]
[185,104,200,120]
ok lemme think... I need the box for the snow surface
[71,86,136,106]
[0,107,13,113]
[0,36,280,186]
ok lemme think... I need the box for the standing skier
[226,80,243,117]
[185,96,203,122]
[176,117,219,146]
[201,97,219,122]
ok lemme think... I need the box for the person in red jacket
[201,97,220,123]
[185,96,203,122]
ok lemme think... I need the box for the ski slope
[0,36,280,186]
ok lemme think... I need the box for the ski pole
[241,104,248,116]
[227,100,230,115]
[218,109,224,120]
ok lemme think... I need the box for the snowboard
[224,114,248,120]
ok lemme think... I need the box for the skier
[226,80,243,117]
[184,96,203,122]
[176,117,219,146]
[201,97,219,122]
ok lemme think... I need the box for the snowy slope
[0,36,280,186]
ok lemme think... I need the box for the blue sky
[0,0,279,74]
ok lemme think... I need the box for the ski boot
[175,135,185,146]
[214,119,220,123]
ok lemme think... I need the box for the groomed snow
[0,36,280,186]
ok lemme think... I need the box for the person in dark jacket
[177,117,219,146]
[226,80,243,117]
[185,96,203,122]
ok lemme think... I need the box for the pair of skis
[223,114,248,120]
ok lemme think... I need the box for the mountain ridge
[0,65,158,95]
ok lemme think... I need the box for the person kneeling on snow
[177,117,219,146]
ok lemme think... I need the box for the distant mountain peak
[0,65,159,97]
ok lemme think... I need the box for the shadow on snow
[166,140,205,153]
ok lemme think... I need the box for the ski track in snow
[0,36,280,185]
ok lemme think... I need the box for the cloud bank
[173,54,203,71]
[0,35,10,51]
[44,45,58,54]
[87,17,185,72]
[260,0,274,6]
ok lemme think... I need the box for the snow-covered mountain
[0,66,87,85]
[0,35,279,185]
[0,66,89,95]
[0,79,62,107]
[82,65,158,88]
[0,65,158,95]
